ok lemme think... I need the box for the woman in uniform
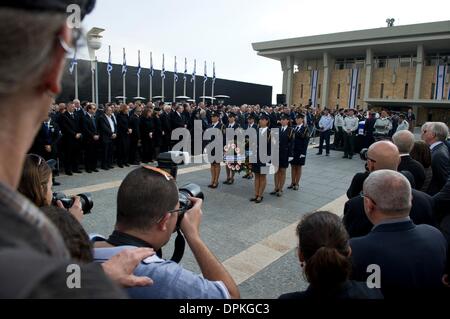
[289,113,309,191]
[207,112,225,189]
[271,114,293,197]
[251,114,271,203]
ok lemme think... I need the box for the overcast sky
[81,0,450,103]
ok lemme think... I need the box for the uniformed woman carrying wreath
[207,112,225,189]
[288,113,309,190]
[250,114,271,203]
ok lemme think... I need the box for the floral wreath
[223,142,251,174]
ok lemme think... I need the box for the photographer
[93,167,240,299]
[0,0,155,298]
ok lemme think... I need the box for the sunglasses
[58,28,87,57]
[29,154,45,167]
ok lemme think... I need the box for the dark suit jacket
[81,114,98,142]
[116,113,130,138]
[398,155,426,190]
[59,112,81,142]
[97,114,115,143]
[350,220,447,298]
[343,189,436,238]
[347,171,370,199]
[433,174,450,222]
[129,114,141,141]
[170,111,185,129]
[428,143,450,195]
[30,120,61,159]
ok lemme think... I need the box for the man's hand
[128,129,132,134]
[44,145,52,153]
[75,133,82,139]
[180,197,203,240]
[112,134,117,139]
[102,248,155,287]
[57,196,83,222]
[94,135,100,141]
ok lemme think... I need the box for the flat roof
[252,20,450,61]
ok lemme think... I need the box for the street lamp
[87,27,105,104]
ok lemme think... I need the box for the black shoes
[316,152,323,155]
[255,197,264,204]
[53,181,61,186]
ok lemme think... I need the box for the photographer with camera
[93,166,240,299]
[18,154,84,222]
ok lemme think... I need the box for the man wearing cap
[0,0,155,298]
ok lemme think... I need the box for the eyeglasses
[29,154,45,167]
[367,156,377,163]
[360,192,376,205]
[58,28,87,56]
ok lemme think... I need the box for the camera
[52,192,94,215]
[176,183,204,228]
[360,148,368,161]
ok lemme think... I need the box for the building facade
[253,20,450,125]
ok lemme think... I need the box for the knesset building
[253,20,450,126]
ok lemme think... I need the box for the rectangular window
[337,84,341,99]
[318,84,321,99]
[430,83,435,99]
[380,83,384,99]
[404,83,409,99]
[300,84,304,98]
[357,83,362,99]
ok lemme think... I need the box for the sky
[80,0,450,104]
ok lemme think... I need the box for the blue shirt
[94,245,230,299]
[319,115,334,131]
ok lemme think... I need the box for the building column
[281,56,294,105]
[322,52,331,108]
[413,44,424,116]
[363,48,373,109]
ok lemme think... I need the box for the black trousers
[84,141,98,171]
[334,127,344,148]
[141,138,154,163]
[116,136,130,166]
[343,132,355,157]
[318,130,331,154]
[101,141,113,168]
[62,138,79,173]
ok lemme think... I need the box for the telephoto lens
[52,192,94,215]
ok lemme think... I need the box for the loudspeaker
[277,94,286,105]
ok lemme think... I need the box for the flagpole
[149,52,153,101]
[108,71,111,103]
[183,57,187,97]
[173,56,177,103]
[211,62,215,105]
[122,48,126,103]
[202,61,206,104]
[95,56,99,104]
[74,61,79,100]
[192,59,196,102]
[107,45,112,103]
[161,54,165,102]
[91,66,95,104]
[137,50,141,98]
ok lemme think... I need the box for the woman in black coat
[251,114,271,203]
[288,113,309,190]
[139,107,155,163]
[116,104,131,167]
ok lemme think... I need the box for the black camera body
[52,192,94,215]
[176,183,204,228]
[360,148,369,161]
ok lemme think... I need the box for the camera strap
[106,230,185,263]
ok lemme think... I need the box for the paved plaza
[55,148,364,299]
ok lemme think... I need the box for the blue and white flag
[434,65,447,100]
[150,52,154,77]
[69,49,77,75]
[183,58,187,81]
[212,62,216,84]
[122,48,127,76]
[107,46,113,75]
[191,59,196,82]
[161,54,165,80]
[174,56,178,82]
[348,68,360,109]
[310,70,319,108]
[203,61,208,83]
[137,50,141,79]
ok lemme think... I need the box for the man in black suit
[59,102,82,175]
[160,104,172,152]
[392,130,426,190]
[422,122,450,195]
[350,170,447,298]
[31,109,61,161]
[344,141,434,237]
[170,104,186,149]
[97,106,117,170]
[129,105,142,165]
[81,103,100,173]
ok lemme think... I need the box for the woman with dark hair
[279,211,383,299]
[18,154,83,222]
[116,103,131,168]
[288,113,309,191]
[410,140,433,193]
[140,107,155,164]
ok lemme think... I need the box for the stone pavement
[54,148,365,299]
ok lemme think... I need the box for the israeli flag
[174,56,178,82]
[137,50,141,78]
[348,68,359,109]
[107,46,113,75]
[191,59,196,82]
[203,61,207,83]
[161,54,165,80]
[69,49,77,75]
[184,57,187,81]
[150,52,154,77]
[122,48,127,75]
[212,62,216,84]
[310,70,319,107]
[435,65,447,100]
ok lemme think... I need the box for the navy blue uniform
[291,125,309,166]
[252,128,271,174]
[278,127,293,169]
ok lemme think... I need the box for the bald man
[343,141,435,238]
[350,170,447,298]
